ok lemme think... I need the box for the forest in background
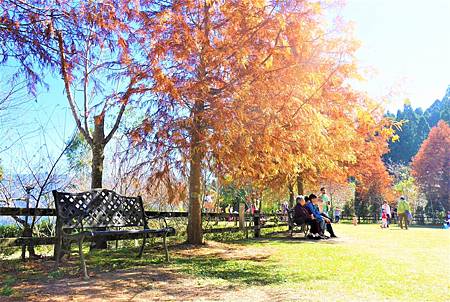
[385,87,450,164]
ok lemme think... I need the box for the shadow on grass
[0,246,168,282]
[90,245,296,286]
[172,256,289,285]
[1,235,335,288]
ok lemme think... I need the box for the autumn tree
[0,0,60,93]
[1,1,145,189]
[126,0,357,243]
[347,105,397,216]
[206,5,365,201]
[125,0,401,245]
[412,120,450,211]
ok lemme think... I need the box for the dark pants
[295,218,320,234]
[318,219,336,236]
[326,223,336,236]
[398,213,408,229]
[335,215,340,223]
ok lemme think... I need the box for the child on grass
[381,209,387,228]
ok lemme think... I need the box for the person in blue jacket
[305,194,327,238]
[306,194,337,238]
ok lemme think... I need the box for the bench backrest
[52,189,146,229]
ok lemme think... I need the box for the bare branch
[56,30,93,145]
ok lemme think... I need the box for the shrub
[0,225,21,238]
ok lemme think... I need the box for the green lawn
[1,224,449,301]
[254,224,450,301]
[172,224,450,301]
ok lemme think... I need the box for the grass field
[1,223,449,301]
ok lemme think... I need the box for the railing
[338,214,442,225]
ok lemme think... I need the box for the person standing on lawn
[334,207,341,223]
[397,196,410,230]
[319,187,331,216]
[381,200,391,228]
[381,209,387,228]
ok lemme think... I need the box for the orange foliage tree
[127,1,400,243]
[127,0,378,243]
[412,120,450,211]
[348,104,397,214]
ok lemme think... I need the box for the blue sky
[342,0,450,112]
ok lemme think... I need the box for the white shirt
[382,204,391,216]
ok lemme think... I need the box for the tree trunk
[187,111,204,245]
[91,144,104,189]
[90,118,107,249]
[21,223,38,260]
[91,120,105,189]
[288,183,295,208]
[296,174,304,195]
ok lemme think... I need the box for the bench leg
[67,240,72,260]
[138,235,147,258]
[55,238,62,269]
[163,233,169,262]
[78,235,89,280]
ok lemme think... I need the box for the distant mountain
[384,86,450,164]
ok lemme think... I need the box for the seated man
[293,195,321,239]
[308,194,337,238]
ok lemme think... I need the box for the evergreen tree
[385,87,450,163]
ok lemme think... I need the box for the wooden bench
[52,189,175,279]
[287,209,309,237]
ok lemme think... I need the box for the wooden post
[239,203,245,230]
[253,210,260,238]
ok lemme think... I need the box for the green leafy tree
[385,90,450,164]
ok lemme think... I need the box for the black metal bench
[287,209,309,237]
[52,189,175,279]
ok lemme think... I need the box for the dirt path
[4,241,314,302]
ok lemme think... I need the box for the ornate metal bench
[287,209,309,237]
[52,189,175,279]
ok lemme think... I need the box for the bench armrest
[145,214,169,229]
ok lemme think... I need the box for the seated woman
[309,194,337,238]
[293,195,321,239]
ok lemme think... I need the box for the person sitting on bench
[294,195,321,239]
[306,194,336,239]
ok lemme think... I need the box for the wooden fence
[0,207,442,249]
[338,214,442,225]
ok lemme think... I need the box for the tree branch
[104,81,137,144]
[56,30,93,145]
